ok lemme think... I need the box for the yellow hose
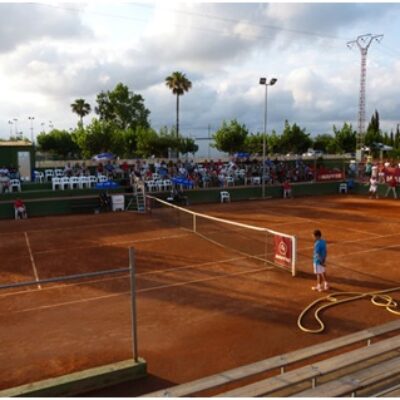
[298,287,400,334]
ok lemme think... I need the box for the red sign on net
[274,236,293,268]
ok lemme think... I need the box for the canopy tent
[92,153,115,161]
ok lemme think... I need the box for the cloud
[0,3,91,53]
[0,2,399,144]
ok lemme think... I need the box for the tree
[70,99,91,126]
[37,129,80,159]
[178,137,198,155]
[365,110,383,146]
[165,71,192,138]
[267,131,283,154]
[313,134,336,153]
[280,121,312,154]
[243,133,266,155]
[95,83,150,130]
[74,120,126,158]
[332,123,356,153]
[395,124,400,149]
[213,120,249,154]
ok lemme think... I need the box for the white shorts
[313,263,325,274]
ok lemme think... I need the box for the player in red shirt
[385,176,398,199]
[14,198,27,219]
[282,180,293,199]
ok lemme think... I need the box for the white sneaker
[312,285,322,292]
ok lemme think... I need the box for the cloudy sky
[0,1,399,155]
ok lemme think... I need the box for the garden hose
[298,287,400,334]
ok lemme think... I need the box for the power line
[35,2,350,45]
[128,2,350,42]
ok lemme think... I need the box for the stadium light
[28,116,35,144]
[259,77,277,198]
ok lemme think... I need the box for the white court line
[0,253,262,299]
[260,207,381,238]
[300,232,400,252]
[0,264,274,316]
[0,219,143,236]
[24,232,41,290]
[33,232,191,255]
[330,243,400,260]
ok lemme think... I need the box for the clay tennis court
[0,194,399,394]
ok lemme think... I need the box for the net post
[292,236,297,277]
[193,214,197,233]
[129,247,139,363]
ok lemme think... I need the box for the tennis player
[368,176,379,199]
[312,229,329,292]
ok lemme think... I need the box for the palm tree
[165,72,192,138]
[71,98,91,126]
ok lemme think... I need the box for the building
[0,141,35,181]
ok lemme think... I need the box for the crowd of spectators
[348,160,400,183]
[127,157,316,189]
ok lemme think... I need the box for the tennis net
[146,196,297,276]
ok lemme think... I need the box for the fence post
[129,247,139,362]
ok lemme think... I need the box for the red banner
[274,236,293,268]
[317,172,344,181]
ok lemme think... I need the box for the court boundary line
[30,232,191,255]
[251,203,382,238]
[0,215,157,236]
[330,243,400,260]
[0,264,275,316]
[0,253,266,299]
[300,232,400,252]
[24,232,41,290]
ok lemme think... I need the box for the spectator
[14,198,27,219]
[385,175,398,199]
[0,172,10,193]
[282,180,293,199]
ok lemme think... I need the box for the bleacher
[145,319,400,397]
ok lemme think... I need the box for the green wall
[0,145,35,177]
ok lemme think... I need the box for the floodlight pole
[347,34,383,161]
[259,77,277,198]
[28,116,35,144]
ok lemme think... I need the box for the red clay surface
[0,195,399,395]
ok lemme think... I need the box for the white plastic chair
[54,169,64,178]
[220,191,231,203]
[251,176,261,185]
[45,169,54,182]
[52,177,61,190]
[163,179,173,191]
[156,179,164,192]
[339,183,347,194]
[79,176,90,189]
[89,176,98,188]
[34,171,44,183]
[98,175,108,183]
[226,176,235,186]
[146,180,157,192]
[59,177,69,190]
[10,179,21,192]
[69,177,80,189]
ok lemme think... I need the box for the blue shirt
[314,239,327,265]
